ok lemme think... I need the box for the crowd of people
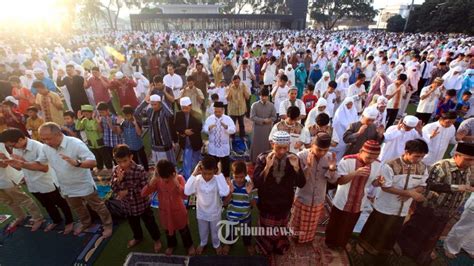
[0,29,473,264]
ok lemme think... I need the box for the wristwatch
[75,160,82,167]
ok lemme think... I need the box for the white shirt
[323,91,337,118]
[379,127,422,163]
[271,85,290,113]
[203,114,236,157]
[208,87,228,105]
[419,60,434,79]
[0,143,23,189]
[416,85,442,113]
[184,173,230,221]
[385,83,406,109]
[269,122,311,154]
[279,99,306,117]
[347,83,365,113]
[332,157,381,212]
[134,78,149,100]
[422,122,457,166]
[374,161,428,216]
[13,139,57,193]
[263,63,277,85]
[163,73,183,98]
[37,136,97,197]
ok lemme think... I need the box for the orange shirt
[11,87,34,114]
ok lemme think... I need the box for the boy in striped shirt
[224,161,258,255]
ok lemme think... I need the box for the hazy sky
[373,0,425,9]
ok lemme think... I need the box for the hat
[377,96,388,106]
[4,96,18,106]
[214,101,224,108]
[33,68,44,74]
[272,131,291,145]
[179,97,192,106]
[288,86,298,92]
[361,140,381,154]
[150,94,161,102]
[133,72,142,79]
[403,115,419,127]
[209,82,215,87]
[81,104,94,112]
[314,132,331,149]
[434,77,444,83]
[323,71,330,77]
[362,106,379,119]
[115,71,124,79]
[456,142,474,156]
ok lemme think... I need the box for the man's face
[66,67,75,76]
[233,172,246,186]
[92,70,100,78]
[289,90,297,100]
[214,107,224,117]
[115,155,133,170]
[310,145,329,159]
[278,79,287,87]
[34,73,44,80]
[454,153,474,169]
[98,110,109,117]
[39,129,62,149]
[196,65,203,72]
[404,152,426,164]
[150,101,161,111]
[64,116,74,125]
[439,118,455,128]
[187,80,194,87]
[167,66,174,75]
[362,117,375,125]
[242,63,248,69]
[359,150,379,164]
[260,95,269,103]
[201,168,217,181]
[181,105,191,113]
[272,143,289,158]
[232,79,240,86]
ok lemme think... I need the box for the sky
[373,0,425,9]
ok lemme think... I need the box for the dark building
[130,1,308,31]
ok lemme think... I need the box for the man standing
[415,77,444,125]
[109,72,139,109]
[191,62,211,100]
[444,193,474,259]
[147,75,175,110]
[253,131,306,256]
[179,76,205,115]
[385,74,408,128]
[249,88,276,162]
[279,87,306,120]
[135,95,177,165]
[57,64,90,113]
[226,75,250,139]
[290,133,337,243]
[396,143,474,265]
[379,116,423,163]
[325,140,384,250]
[25,123,113,237]
[85,67,112,112]
[357,139,429,258]
[343,107,384,156]
[203,102,236,178]
[163,64,183,101]
[175,97,203,180]
[422,111,457,166]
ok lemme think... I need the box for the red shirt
[85,76,111,103]
[302,93,318,114]
[11,87,33,114]
[110,79,139,108]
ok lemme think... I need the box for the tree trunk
[114,0,121,31]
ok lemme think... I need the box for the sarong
[256,211,290,255]
[289,199,324,243]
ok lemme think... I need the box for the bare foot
[31,219,44,232]
[345,243,353,252]
[355,243,365,255]
[165,247,174,256]
[8,217,25,229]
[102,227,113,238]
[247,245,256,256]
[64,223,74,235]
[215,246,223,255]
[444,250,456,259]
[196,245,205,255]
[187,246,196,256]
[154,240,162,253]
[44,223,58,232]
[430,251,437,260]
[127,239,142,248]
[222,245,230,255]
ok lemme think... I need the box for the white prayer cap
[377,96,388,107]
[179,97,192,106]
[403,115,419,127]
[362,106,379,119]
[323,71,330,77]
[150,94,161,102]
[209,82,215,87]
[115,71,124,79]
[272,131,291,145]
[33,68,44,74]
[4,96,18,106]
[133,72,142,79]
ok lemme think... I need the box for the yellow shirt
[36,92,64,126]
[26,117,45,141]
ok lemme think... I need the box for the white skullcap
[209,82,215,87]
[362,106,379,119]
[115,71,124,79]
[272,131,291,145]
[33,68,44,74]
[4,96,19,106]
[323,71,330,77]
[133,72,142,79]
[377,96,388,106]
[179,97,192,106]
[403,115,419,127]
[150,94,161,102]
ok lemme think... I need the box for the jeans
[128,207,161,241]
[182,147,201,180]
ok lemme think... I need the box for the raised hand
[226,178,234,194]
[192,161,203,176]
[328,152,337,171]
[408,189,426,202]
[358,124,368,135]
[307,151,315,168]
[355,166,371,178]
[288,154,300,172]
[59,153,77,166]
[431,127,440,139]
[245,180,254,194]
[116,167,125,182]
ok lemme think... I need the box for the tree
[102,0,143,30]
[386,15,406,32]
[309,0,377,30]
[80,0,105,31]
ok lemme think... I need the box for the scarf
[343,154,372,213]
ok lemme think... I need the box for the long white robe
[379,127,422,163]
[444,193,474,256]
[422,121,456,166]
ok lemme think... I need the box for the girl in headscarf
[331,97,359,161]
[388,65,405,82]
[336,73,350,100]
[442,66,464,92]
[458,69,474,102]
[211,54,223,83]
[285,64,296,87]
[365,71,391,108]
[309,64,322,85]
[336,63,352,79]
[315,71,331,97]
[295,63,307,99]
[324,61,336,81]
[305,98,328,129]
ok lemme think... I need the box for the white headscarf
[442,66,464,91]
[285,65,295,86]
[305,98,329,128]
[333,96,359,141]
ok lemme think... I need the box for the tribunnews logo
[217,220,299,245]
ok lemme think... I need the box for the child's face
[10,81,19,88]
[124,113,133,120]
[115,155,133,170]
[64,116,74,124]
[462,95,471,101]
[83,111,93,119]
[38,87,48,95]
[98,110,109,117]
[233,173,246,186]
[201,168,217,182]
[27,110,38,118]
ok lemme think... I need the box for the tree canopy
[309,0,378,30]
[386,15,406,33]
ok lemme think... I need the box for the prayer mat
[189,255,268,266]
[124,252,188,266]
[0,220,110,266]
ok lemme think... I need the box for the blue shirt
[120,120,144,151]
[101,115,124,148]
[31,78,57,95]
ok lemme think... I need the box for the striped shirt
[101,115,124,147]
[226,180,258,222]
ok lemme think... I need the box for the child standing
[207,93,219,117]
[223,161,257,255]
[435,89,457,120]
[142,159,195,256]
[62,111,80,138]
[120,105,149,172]
[25,106,44,141]
[302,84,318,116]
[184,156,230,255]
[97,101,123,165]
[111,145,162,251]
